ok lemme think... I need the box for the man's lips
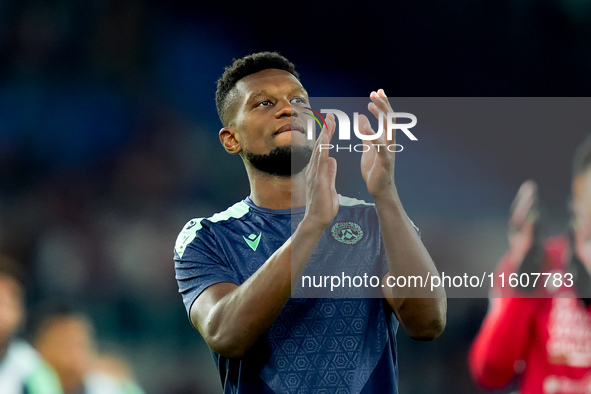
[274,124,306,135]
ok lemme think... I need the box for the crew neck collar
[244,197,306,215]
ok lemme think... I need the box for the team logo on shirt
[331,222,364,245]
[243,233,262,251]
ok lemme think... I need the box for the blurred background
[1,0,591,392]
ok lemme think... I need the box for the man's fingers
[358,113,395,152]
[509,221,534,252]
[370,89,392,114]
[368,102,380,120]
[356,114,378,148]
[325,113,336,144]
[310,113,336,179]
[310,114,334,171]
[315,113,335,144]
[368,89,397,144]
[308,130,322,176]
[327,157,337,193]
[516,179,537,201]
[319,113,335,157]
[509,180,538,230]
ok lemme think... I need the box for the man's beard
[244,146,313,177]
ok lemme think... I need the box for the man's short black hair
[573,134,591,177]
[215,51,299,126]
[29,300,91,341]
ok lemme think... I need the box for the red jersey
[469,236,591,394]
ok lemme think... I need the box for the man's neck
[247,167,306,210]
[61,376,85,394]
[0,340,9,362]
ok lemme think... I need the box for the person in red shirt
[469,136,591,394]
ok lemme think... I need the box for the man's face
[220,69,314,176]
[572,168,591,266]
[36,316,94,386]
[573,169,591,228]
[231,68,312,155]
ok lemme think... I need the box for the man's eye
[257,100,272,107]
[291,97,307,104]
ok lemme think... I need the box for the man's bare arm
[375,192,447,340]
[359,89,446,340]
[190,115,338,358]
[191,222,325,358]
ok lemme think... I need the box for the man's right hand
[506,180,546,292]
[191,116,340,359]
[508,180,540,268]
[302,113,339,231]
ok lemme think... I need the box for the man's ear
[219,127,242,154]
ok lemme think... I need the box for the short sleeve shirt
[174,196,400,393]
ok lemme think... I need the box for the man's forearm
[469,297,538,388]
[374,189,447,339]
[197,219,326,358]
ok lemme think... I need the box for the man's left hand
[358,89,397,199]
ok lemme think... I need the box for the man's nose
[276,99,298,118]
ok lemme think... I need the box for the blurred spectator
[469,136,591,393]
[0,254,41,393]
[93,353,145,394]
[27,302,145,394]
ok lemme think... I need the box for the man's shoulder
[174,200,252,258]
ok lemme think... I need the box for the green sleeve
[24,361,63,394]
